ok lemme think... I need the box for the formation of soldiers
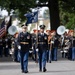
[0,24,75,73]
[0,37,12,57]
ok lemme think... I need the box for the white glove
[18,45,21,50]
[36,48,38,52]
[51,41,54,44]
[12,41,14,44]
[29,50,33,53]
[32,46,33,50]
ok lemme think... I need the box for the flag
[6,16,12,33]
[24,11,38,25]
[0,20,6,38]
[0,16,11,38]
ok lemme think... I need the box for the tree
[59,0,75,29]
[59,0,75,13]
[1,0,75,30]
[0,0,35,21]
[36,0,60,30]
[39,0,75,29]
[0,0,60,30]
[48,0,60,30]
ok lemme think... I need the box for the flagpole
[35,7,39,62]
[35,15,39,63]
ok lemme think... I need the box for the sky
[0,6,49,17]
[0,9,8,17]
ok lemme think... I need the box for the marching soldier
[51,31,60,61]
[14,32,20,62]
[46,30,52,63]
[37,25,48,72]
[31,29,39,62]
[67,30,73,60]
[69,30,75,61]
[62,32,70,58]
[17,25,32,73]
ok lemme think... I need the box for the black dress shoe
[24,71,28,73]
[49,61,51,63]
[39,69,42,72]
[43,67,47,72]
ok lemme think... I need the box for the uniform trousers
[4,48,9,57]
[38,50,47,70]
[20,51,29,71]
[68,48,72,60]
[53,47,57,61]
[14,50,18,61]
[72,47,75,60]
[48,50,52,62]
[47,50,51,62]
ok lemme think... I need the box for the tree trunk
[48,0,60,30]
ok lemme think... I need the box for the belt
[38,42,46,44]
[20,42,29,44]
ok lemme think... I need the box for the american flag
[0,16,11,38]
[0,20,6,38]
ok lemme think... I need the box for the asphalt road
[0,50,75,75]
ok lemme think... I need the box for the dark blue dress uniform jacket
[18,32,32,52]
[38,33,48,52]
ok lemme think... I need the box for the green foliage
[66,14,75,29]
[0,0,49,22]
[39,0,48,3]
[0,0,36,21]
[0,0,75,30]
[59,0,75,29]
[59,0,75,13]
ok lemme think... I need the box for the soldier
[51,31,60,61]
[31,29,39,62]
[14,32,20,62]
[37,25,48,72]
[62,32,70,58]
[46,30,52,63]
[69,30,75,61]
[67,30,73,60]
[17,24,32,73]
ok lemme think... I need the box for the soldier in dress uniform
[62,32,70,58]
[51,31,60,61]
[17,24,32,73]
[46,30,52,63]
[37,25,48,72]
[67,30,73,60]
[0,38,3,57]
[31,29,39,62]
[14,32,20,62]
[69,30,75,61]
